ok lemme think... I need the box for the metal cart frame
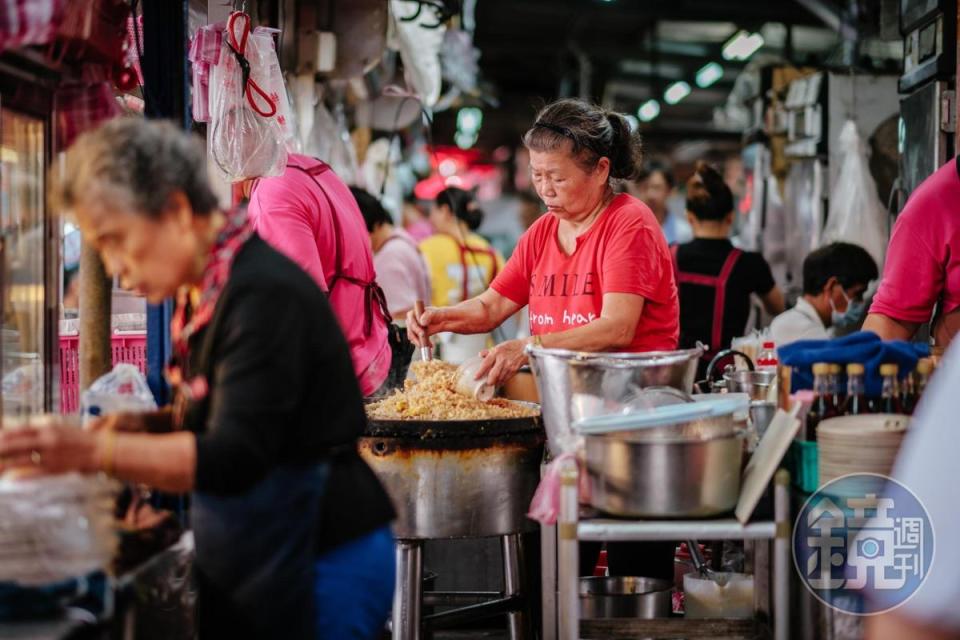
[541,461,792,640]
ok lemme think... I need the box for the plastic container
[683,572,754,619]
[455,355,495,401]
[789,440,819,493]
[59,333,147,414]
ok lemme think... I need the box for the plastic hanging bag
[821,120,888,268]
[208,12,286,182]
[81,363,156,425]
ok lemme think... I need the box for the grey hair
[55,117,219,219]
[522,99,643,181]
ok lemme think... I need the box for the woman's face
[637,170,672,213]
[529,148,609,221]
[75,193,200,304]
[429,202,453,230]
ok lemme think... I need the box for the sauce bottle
[807,362,839,440]
[908,359,934,414]
[841,363,869,415]
[877,363,904,414]
[829,364,846,409]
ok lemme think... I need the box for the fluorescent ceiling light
[456,107,483,134]
[664,81,691,105]
[455,131,478,150]
[722,30,764,61]
[637,99,660,122]
[695,62,724,88]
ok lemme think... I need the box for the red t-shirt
[492,193,679,352]
[871,157,960,323]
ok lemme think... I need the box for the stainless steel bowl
[527,345,704,456]
[723,370,777,402]
[584,420,745,518]
[579,576,673,619]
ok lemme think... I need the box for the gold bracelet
[532,334,544,348]
[100,430,117,476]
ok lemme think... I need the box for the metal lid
[575,395,749,435]
[812,362,831,375]
[846,363,865,375]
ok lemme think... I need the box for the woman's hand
[476,338,531,387]
[406,305,447,347]
[0,426,103,475]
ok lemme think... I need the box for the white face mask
[829,286,866,328]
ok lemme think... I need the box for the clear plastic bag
[208,12,287,182]
[81,363,156,424]
[822,120,888,268]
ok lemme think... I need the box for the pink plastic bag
[526,452,589,526]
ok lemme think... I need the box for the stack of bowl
[817,414,910,485]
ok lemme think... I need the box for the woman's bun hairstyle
[685,160,733,222]
[604,111,643,181]
[522,99,642,182]
[436,187,483,231]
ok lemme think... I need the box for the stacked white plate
[0,473,118,585]
[818,414,910,486]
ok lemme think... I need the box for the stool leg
[502,533,526,640]
[393,540,423,640]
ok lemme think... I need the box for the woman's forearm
[538,316,635,352]
[109,432,196,493]
[434,293,515,335]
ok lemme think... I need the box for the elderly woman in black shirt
[0,118,395,639]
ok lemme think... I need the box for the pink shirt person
[868,158,960,347]
[248,154,391,395]
[375,229,431,317]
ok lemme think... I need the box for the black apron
[191,463,329,639]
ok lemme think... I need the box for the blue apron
[191,463,329,639]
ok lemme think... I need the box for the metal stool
[392,533,529,640]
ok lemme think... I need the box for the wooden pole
[78,241,111,391]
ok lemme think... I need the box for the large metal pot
[526,345,704,456]
[579,577,673,619]
[359,407,544,539]
[583,412,745,518]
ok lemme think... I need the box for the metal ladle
[687,540,730,587]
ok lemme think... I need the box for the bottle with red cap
[756,340,778,402]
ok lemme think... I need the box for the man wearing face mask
[770,242,879,347]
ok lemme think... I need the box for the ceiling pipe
[794,0,858,41]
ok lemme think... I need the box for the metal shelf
[578,519,778,542]
[541,464,791,640]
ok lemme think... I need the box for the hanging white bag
[822,120,888,268]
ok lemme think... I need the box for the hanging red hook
[226,11,277,118]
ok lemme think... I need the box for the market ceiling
[464,0,898,148]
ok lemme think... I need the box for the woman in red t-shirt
[407,99,679,386]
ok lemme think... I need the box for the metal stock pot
[526,345,704,456]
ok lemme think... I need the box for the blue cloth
[778,331,930,397]
[314,526,395,640]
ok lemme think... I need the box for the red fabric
[492,193,679,353]
[167,207,254,401]
[0,0,63,53]
[671,245,742,355]
[871,158,960,323]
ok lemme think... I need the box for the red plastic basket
[58,333,148,413]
